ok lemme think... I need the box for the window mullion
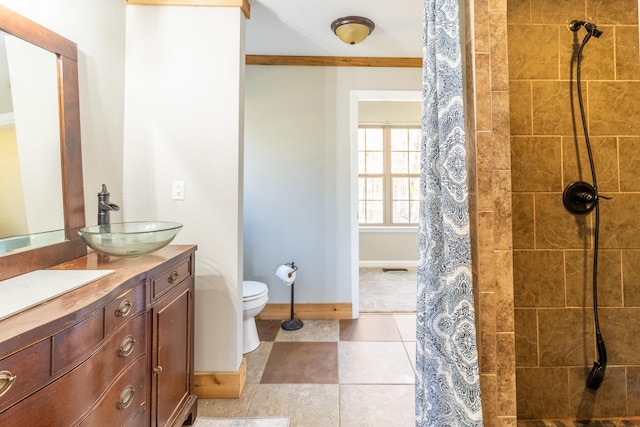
[384,126,392,226]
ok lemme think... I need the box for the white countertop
[0,269,114,321]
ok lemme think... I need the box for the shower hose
[574,23,607,391]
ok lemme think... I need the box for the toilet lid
[243,280,268,300]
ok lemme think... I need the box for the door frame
[349,89,422,318]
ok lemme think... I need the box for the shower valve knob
[563,181,596,214]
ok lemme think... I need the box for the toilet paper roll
[275,264,296,286]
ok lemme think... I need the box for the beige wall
[0,126,27,236]
[508,0,640,419]
[358,100,421,123]
[359,230,418,266]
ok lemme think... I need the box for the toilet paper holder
[286,262,298,271]
[279,261,303,331]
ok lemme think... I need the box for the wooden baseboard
[257,303,353,320]
[194,358,246,399]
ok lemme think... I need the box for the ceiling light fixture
[331,16,375,45]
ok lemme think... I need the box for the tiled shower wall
[466,0,518,425]
[508,0,640,419]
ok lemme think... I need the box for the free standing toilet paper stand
[281,262,303,331]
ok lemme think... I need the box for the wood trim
[194,358,246,399]
[246,55,422,68]
[257,303,353,320]
[0,5,77,60]
[123,0,250,19]
[59,55,86,237]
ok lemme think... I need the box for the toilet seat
[243,280,268,301]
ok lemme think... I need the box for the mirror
[0,5,86,280]
[0,31,64,249]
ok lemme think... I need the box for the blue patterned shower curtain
[415,0,483,425]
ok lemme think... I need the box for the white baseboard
[359,260,417,268]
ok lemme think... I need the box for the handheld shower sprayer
[564,18,607,391]
[586,332,607,389]
[569,20,603,38]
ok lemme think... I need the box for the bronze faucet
[97,184,120,225]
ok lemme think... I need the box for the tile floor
[194,417,290,426]
[197,314,417,427]
[196,268,640,426]
[516,421,640,426]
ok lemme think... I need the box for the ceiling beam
[246,55,421,68]
[123,0,250,19]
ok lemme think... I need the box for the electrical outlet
[172,181,185,200]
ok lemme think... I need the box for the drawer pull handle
[153,365,163,375]
[117,385,135,410]
[168,271,179,284]
[117,335,137,357]
[115,299,132,317]
[0,371,16,397]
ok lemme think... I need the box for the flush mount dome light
[331,16,375,45]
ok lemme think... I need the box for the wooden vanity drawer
[124,407,147,427]
[105,313,146,373]
[79,355,147,427]
[0,314,147,425]
[52,309,104,374]
[152,257,191,299]
[0,339,51,412]
[105,281,146,334]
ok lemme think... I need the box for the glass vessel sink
[77,221,183,257]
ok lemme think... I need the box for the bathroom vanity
[0,245,197,426]
[0,6,197,425]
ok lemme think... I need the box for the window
[358,126,421,225]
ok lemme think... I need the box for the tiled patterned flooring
[195,268,640,426]
[197,314,417,427]
[517,421,640,426]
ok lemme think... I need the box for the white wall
[244,66,422,305]
[123,6,245,373]
[0,0,127,227]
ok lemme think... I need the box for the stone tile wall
[465,0,517,425]
[507,0,640,419]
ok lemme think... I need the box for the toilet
[242,280,269,354]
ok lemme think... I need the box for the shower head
[586,361,605,390]
[585,22,603,38]
[569,20,603,38]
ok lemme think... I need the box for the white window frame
[358,124,420,227]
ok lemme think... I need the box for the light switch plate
[172,181,185,200]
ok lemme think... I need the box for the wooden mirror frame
[0,5,86,281]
